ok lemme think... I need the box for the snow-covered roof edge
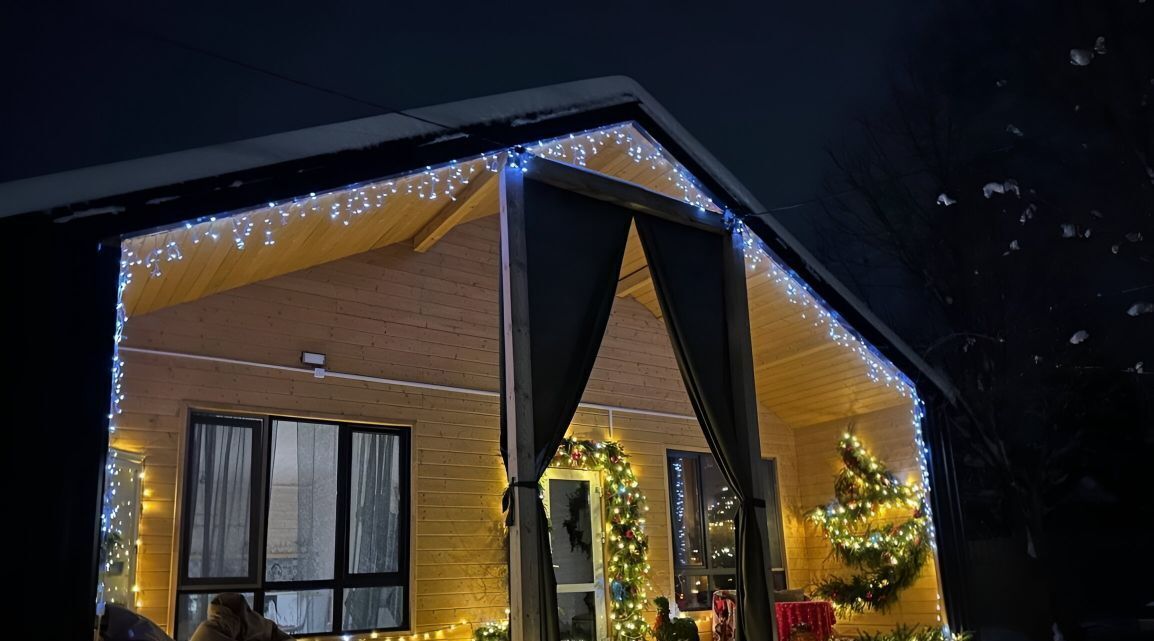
[625,91,956,400]
[0,75,955,400]
[0,76,654,219]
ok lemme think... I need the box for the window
[666,451,787,611]
[176,413,410,639]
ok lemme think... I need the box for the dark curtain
[499,177,633,641]
[3,218,118,638]
[634,215,773,641]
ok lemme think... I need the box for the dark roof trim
[620,109,959,403]
[0,77,658,220]
[0,76,955,402]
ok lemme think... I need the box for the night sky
[2,1,929,215]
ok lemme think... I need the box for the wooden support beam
[498,162,545,641]
[524,156,725,234]
[616,266,652,298]
[412,169,497,252]
[723,220,779,641]
[754,342,838,372]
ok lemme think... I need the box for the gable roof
[0,75,954,401]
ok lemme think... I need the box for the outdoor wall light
[300,351,326,367]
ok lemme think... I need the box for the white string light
[740,222,950,631]
[528,123,721,213]
[103,123,950,630]
[120,153,505,285]
[98,449,145,612]
[119,122,717,293]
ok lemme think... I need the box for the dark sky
[2,2,929,212]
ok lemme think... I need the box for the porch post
[499,158,545,641]
[723,216,779,640]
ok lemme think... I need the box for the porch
[100,122,947,641]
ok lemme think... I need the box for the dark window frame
[177,411,411,637]
[666,449,787,610]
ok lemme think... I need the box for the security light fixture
[301,351,326,367]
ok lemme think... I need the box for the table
[775,600,836,641]
[712,591,837,641]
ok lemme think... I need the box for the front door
[543,468,608,641]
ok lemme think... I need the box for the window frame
[665,449,787,610]
[763,458,789,590]
[176,412,412,637]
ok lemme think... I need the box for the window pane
[701,455,737,569]
[548,478,595,585]
[557,591,597,641]
[668,455,705,568]
[265,420,339,582]
[186,416,259,578]
[265,589,333,635]
[712,573,737,593]
[349,431,403,574]
[344,586,404,631]
[175,592,253,641]
[674,574,711,611]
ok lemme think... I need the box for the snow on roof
[0,76,760,220]
[0,75,954,399]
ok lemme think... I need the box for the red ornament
[625,529,635,540]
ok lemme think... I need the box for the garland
[853,624,970,641]
[553,438,653,640]
[808,432,930,613]
[472,622,510,641]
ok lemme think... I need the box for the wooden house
[1,78,967,641]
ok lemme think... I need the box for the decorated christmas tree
[809,432,930,613]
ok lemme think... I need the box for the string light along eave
[740,222,948,628]
[101,120,946,628]
[527,122,723,214]
[102,121,715,618]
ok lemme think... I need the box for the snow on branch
[983,179,1020,198]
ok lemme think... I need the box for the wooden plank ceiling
[121,122,908,428]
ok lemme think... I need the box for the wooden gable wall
[116,215,802,639]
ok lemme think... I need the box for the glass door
[543,468,607,641]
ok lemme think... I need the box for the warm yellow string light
[553,438,653,640]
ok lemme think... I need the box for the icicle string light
[527,123,720,213]
[102,125,949,627]
[120,123,718,292]
[740,222,916,396]
[120,153,504,286]
[740,221,946,625]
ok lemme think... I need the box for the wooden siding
[113,214,936,639]
[791,403,946,636]
[114,216,789,638]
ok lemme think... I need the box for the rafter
[754,342,838,372]
[412,169,498,252]
[616,266,652,297]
